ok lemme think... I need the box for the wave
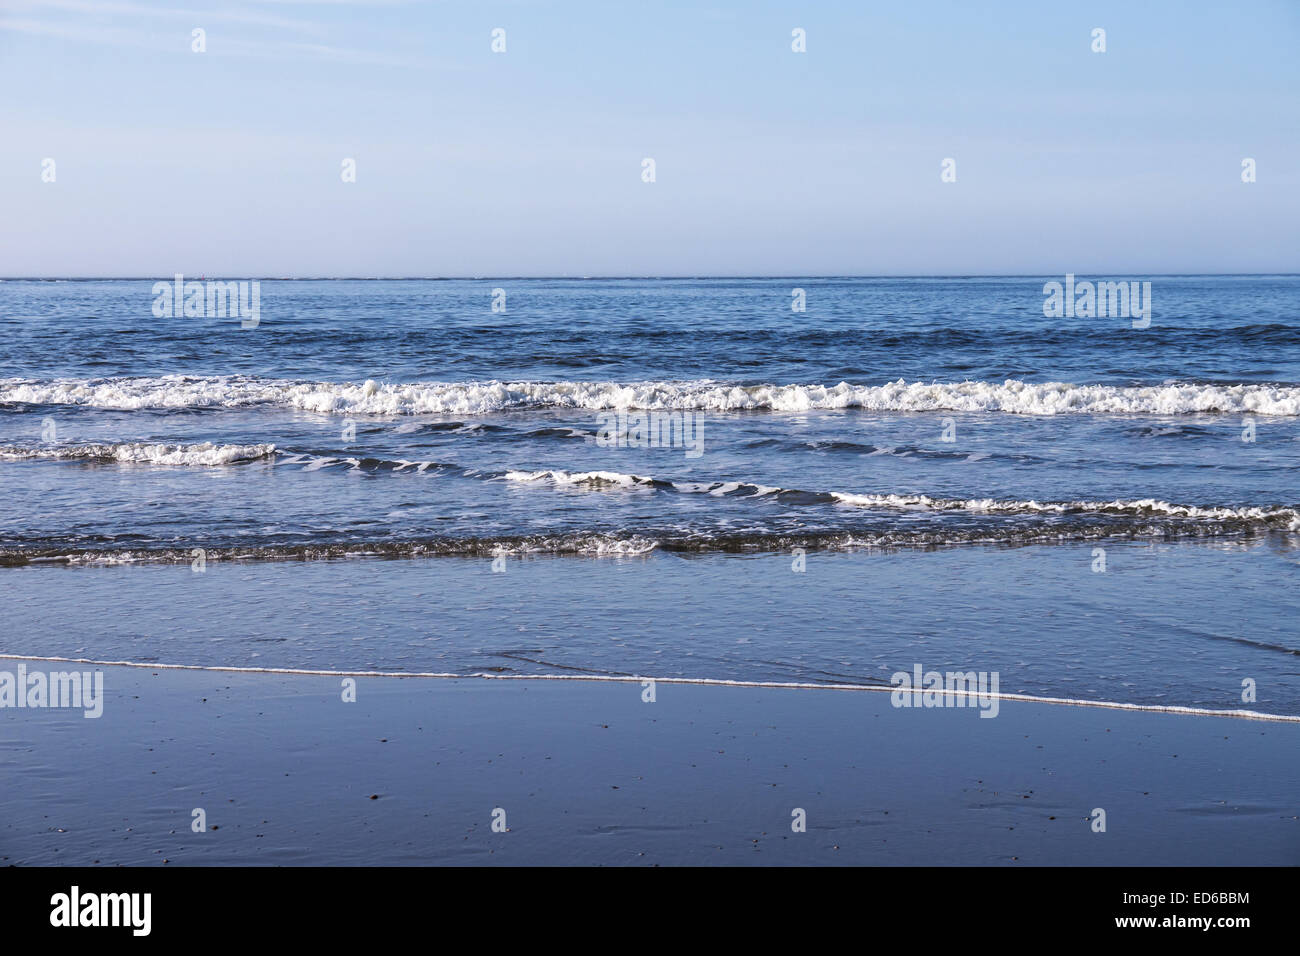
[9,440,1293,532]
[5,375,1300,416]
[2,444,464,473]
[824,491,1300,527]
[277,452,458,473]
[499,469,1300,530]
[2,533,663,566]
[504,469,663,488]
[4,520,1295,568]
[0,441,276,465]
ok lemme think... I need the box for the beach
[3,660,1296,866]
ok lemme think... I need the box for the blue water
[1,277,1297,713]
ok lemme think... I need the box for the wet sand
[2,662,1297,865]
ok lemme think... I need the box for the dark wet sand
[2,662,1297,865]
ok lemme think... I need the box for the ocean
[2,276,1297,715]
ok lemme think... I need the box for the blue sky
[2,0,1298,276]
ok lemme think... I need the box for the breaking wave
[499,469,1300,530]
[0,441,276,465]
[3,520,1296,567]
[5,375,1300,416]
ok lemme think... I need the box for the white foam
[827,491,1300,527]
[6,375,1300,416]
[504,469,650,487]
[0,441,275,465]
[1,654,1295,722]
[504,468,1300,529]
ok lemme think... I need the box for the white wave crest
[504,468,1300,529]
[5,375,1300,416]
[504,469,651,487]
[0,441,276,465]
[827,491,1300,527]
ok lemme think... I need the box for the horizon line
[3,272,1298,282]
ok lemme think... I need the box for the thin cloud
[0,0,441,68]
[10,0,323,33]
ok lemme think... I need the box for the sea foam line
[505,469,1300,528]
[5,375,1300,416]
[0,441,276,465]
[2,654,1296,723]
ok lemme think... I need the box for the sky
[1,0,1298,277]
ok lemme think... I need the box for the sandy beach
[3,661,1296,866]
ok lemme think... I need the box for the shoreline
[3,653,1298,724]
